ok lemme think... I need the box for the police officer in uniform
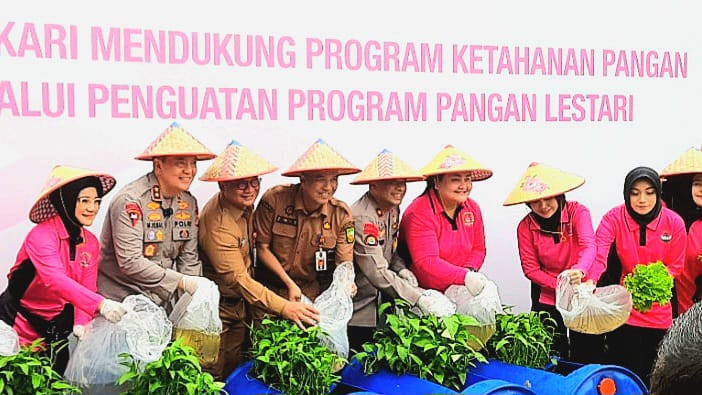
[348,149,457,353]
[198,140,320,380]
[98,122,216,307]
[252,139,360,314]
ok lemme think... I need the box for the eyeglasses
[229,178,261,191]
[76,197,102,209]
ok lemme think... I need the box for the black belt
[220,295,242,305]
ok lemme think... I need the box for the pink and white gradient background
[1,1,699,313]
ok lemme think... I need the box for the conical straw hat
[135,122,216,161]
[660,147,702,178]
[420,145,493,181]
[281,138,360,177]
[351,149,424,184]
[200,140,278,182]
[29,165,117,223]
[503,162,585,206]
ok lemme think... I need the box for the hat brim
[422,169,493,181]
[503,179,585,206]
[200,167,278,182]
[135,152,217,161]
[350,175,425,185]
[29,173,117,223]
[282,167,361,177]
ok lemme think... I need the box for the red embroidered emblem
[125,203,142,227]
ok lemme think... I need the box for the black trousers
[347,325,375,358]
[606,324,666,388]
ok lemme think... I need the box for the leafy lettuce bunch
[623,261,674,313]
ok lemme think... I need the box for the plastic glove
[417,290,456,317]
[72,325,85,339]
[464,271,487,296]
[99,299,128,323]
[180,275,211,295]
[565,269,585,285]
[398,268,419,287]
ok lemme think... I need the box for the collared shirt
[350,192,421,327]
[199,191,287,317]
[253,183,354,300]
[9,216,103,344]
[399,190,486,291]
[675,219,702,314]
[591,204,686,329]
[98,172,201,307]
[517,201,596,306]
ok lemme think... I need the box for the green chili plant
[356,300,486,392]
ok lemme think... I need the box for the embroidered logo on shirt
[125,202,142,227]
[275,215,298,226]
[144,244,157,257]
[462,211,474,226]
[661,232,672,242]
[345,226,355,243]
[364,235,378,246]
[79,251,91,267]
[285,205,294,215]
[148,212,162,221]
[146,201,160,210]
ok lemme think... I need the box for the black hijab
[623,166,662,246]
[49,176,103,260]
[529,194,566,243]
[661,174,702,231]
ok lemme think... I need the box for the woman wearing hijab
[661,147,702,316]
[503,162,599,363]
[590,166,685,386]
[0,165,128,373]
[397,145,492,294]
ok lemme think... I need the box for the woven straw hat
[503,162,585,206]
[420,145,493,181]
[281,138,361,177]
[135,122,216,161]
[200,140,278,182]
[29,165,117,223]
[350,149,424,184]
[660,147,702,178]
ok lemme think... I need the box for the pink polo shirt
[517,201,596,306]
[591,204,686,329]
[399,190,486,291]
[8,216,104,344]
[675,219,702,314]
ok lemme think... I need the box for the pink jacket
[517,201,596,306]
[675,219,702,314]
[399,190,486,291]
[8,216,104,344]
[591,205,686,329]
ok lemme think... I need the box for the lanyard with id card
[315,233,327,272]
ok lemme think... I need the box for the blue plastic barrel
[466,359,647,395]
[222,360,282,395]
[340,358,459,395]
[462,379,537,395]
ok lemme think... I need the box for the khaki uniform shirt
[350,192,421,327]
[198,192,287,321]
[98,172,201,306]
[252,183,355,300]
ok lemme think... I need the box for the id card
[315,250,327,271]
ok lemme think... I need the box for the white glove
[464,271,487,296]
[398,268,419,287]
[417,290,456,317]
[72,325,85,339]
[564,269,585,285]
[181,275,212,295]
[99,299,128,323]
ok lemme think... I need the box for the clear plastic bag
[0,320,20,356]
[169,278,222,365]
[445,280,504,350]
[312,261,355,359]
[64,295,171,390]
[414,289,457,317]
[555,271,633,335]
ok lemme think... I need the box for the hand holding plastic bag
[416,289,456,317]
[555,271,632,335]
[311,261,355,359]
[0,320,20,356]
